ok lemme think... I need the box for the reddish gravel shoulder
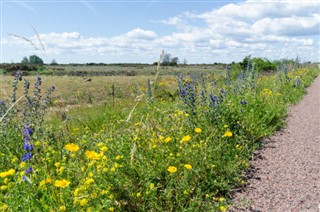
[231,76,320,211]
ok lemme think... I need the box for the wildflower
[181,135,191,143]
[21,152,32,162]
[11,157,18,163]
[194,128,202,133]
[85,150,100,160]
[184,164,192,170]
[100,146,108,152]
[149,183,155,190]
[1,185,7,190]
[25,166,32,174]
[79,198,88,206]
[64,143,80,152]
[84,178,95,185]
[0,169,15,178]
[167,166,178,173]
[164,137,172,143]
[223,131,233,137]
[19,162,26,168]
[54,179,70,188]
[54,162,61,168]
[240,100,248,106]
[58,206,66,212]
[115,155,122,160]
[219,206,227,212]
[39,178,52,187]
[136,192,141,197]
[109,207,115,212]
[219,197,226,202]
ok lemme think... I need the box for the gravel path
[231,75,320,211]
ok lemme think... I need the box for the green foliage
[240,55,276,72]
[21,57,29,65]
[28,55,44,65]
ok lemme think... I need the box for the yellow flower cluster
[64,143,80,152]
[39,178,52,187]
[54,179,70,188]
[0,169,15,178]
[260,88,273,96]
[85,150,101,160]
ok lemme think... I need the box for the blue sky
[1,0,319,64]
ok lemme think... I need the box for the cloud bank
[4,1,320,63]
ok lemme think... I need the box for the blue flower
[240,100,248,106]
[25,166,33,174]
[23,143,33,151]
[21,152,32,162]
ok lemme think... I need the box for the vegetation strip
[0,60,319,211]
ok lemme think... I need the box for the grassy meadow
[0,62,319,211]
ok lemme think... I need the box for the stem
[0,96,25,122]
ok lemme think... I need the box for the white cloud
[126,28,157,40]
[4,0,320,63]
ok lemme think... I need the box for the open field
[0,63,319,211]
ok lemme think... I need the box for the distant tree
[161,53,171,66]
[183,58,187,65]
[29,55,44,65]
[170,57,179,66]
[50,59,58,65]
[21,57,29,65]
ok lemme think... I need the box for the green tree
[50,59,58,65]
[21,57,29,65]
[29,55,44,65]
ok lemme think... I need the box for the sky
[1,0,319,64]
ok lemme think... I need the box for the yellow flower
[184,164,192,170]
[194,128,202,133]
[84,178,95,185]
[181,135,191,143]
[64,143,80,152]
[0,169,15,178]
[115,155,122,160]
[167,166,178,173]
[54,179,70,188]
[54,162,61,168]
[164,137,172,143]
[85,150,100,160]
[19,162,26,168]
[136,192,141,197]
[219,197,226,202]
[100,146,108,152]
[149,183,155,190]
[58,206,66,212]
[219,205,227,212]
[1,185,7,190]
[11,157,18,163]
[79,198,88,206]
[223,131,233,137]
[109,207,115,212]
[39,178,52,187]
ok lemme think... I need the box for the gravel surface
[230,76,320,212]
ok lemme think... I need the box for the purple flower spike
[21,152,32,162]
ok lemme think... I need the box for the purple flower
[240,100,248,106]
[23,143,33,151]
[25,166,33,174]
[21,152,32,162]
